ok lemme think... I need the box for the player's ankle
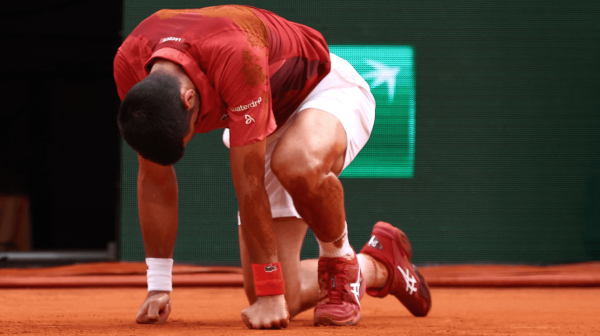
[317,222,354,259]
[357,253,388,288]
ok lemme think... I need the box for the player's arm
[230,138,275,264]
[230,139,289,329]
[135,154,178,324]
[208,28,287,328]
[115,43,177,324]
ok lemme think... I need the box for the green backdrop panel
[120,0,600,265]
[331,45,415,178]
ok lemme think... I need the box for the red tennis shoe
[313,250,365,326]
[360,221,431,317]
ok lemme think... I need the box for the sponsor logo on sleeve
[230,97,262,112]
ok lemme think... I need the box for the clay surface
[1,287,598,335]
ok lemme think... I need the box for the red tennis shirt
[114,5,331,147]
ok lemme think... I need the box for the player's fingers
[280,303,290,328]
[135,301,151,324]
[156,300,172,324]
[262,318,274,329]
[240,310,253,329]
[280,316,289,329]
[147,300,162,322]
[269,316,290,329]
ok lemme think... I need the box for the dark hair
[118,73,191,166]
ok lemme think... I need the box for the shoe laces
[321,259,350,305]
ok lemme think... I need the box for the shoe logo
[221,113,229,121]
[264,264,277,272]
[367,235,383,250]
[350,265,362,306]
[245,114,255,124]
[397,266,417,295]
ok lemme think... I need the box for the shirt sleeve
[204,31,277,147]
[113,48,141,101]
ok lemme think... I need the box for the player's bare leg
[271,109,348,243]
[271,108,366,325]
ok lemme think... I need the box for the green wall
[120,0,600,265]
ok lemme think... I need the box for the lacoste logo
[264,265,277,272]
[230,97,262,112]
[367,235,383,250]
[397,266,417,295]
[221,114,229,121]
[160,37,183,43]
[245,115,255,124]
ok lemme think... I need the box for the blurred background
[1,0,599,267]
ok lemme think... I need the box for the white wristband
[146,258,173,292]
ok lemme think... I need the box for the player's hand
[136,291,172,324]
[241,294,290,329]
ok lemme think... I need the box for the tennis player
[114,5,431,329]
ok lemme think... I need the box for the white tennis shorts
[225,53,376,222]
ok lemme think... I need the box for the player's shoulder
[147,5,262,26]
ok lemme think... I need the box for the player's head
[117,72,198,166]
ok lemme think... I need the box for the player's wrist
[252,262,286,296]
[146,258,173,292]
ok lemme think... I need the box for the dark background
[0,1,123,250]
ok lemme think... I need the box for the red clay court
[1,262,599,335]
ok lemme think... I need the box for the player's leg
[271,108,347,241]
[268,112,431,318]
[271,108,366,326]
[268,54,377,326]
[239,216,319,318]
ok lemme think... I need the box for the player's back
[122,6,330,113]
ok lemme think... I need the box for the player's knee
[271,149,324,196]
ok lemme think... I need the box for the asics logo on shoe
[397,266,418,295]
[264,265,277,272]
[245,115,256,124]
[350,265,362,306]
[367,235,383,250]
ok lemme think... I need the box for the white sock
[317,222,354,259]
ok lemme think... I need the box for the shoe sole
[313,314,362,326]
